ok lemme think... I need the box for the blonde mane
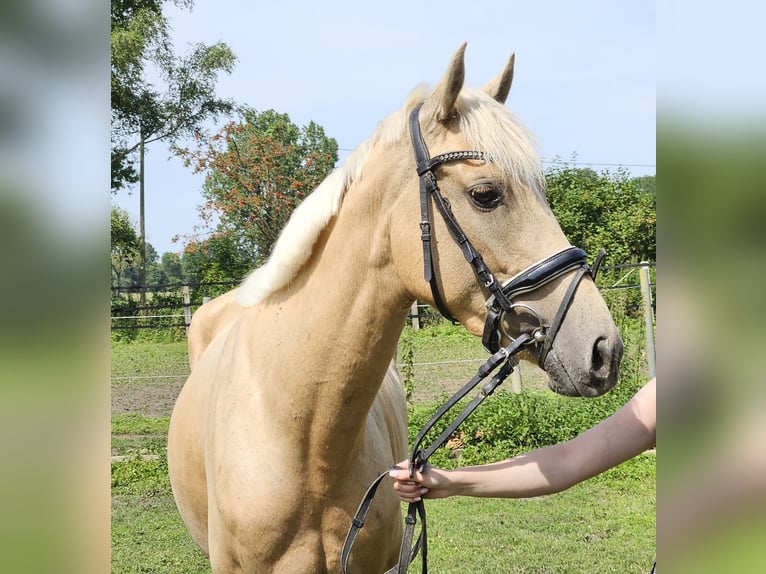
[237,85,543,307]
[455,87,545,196]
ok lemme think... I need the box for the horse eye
[468,184,503,210]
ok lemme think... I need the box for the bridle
[341,103,605,574]
[407,102,603,364]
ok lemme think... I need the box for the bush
[408,376,642,469]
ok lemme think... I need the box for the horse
[168,43,624,573]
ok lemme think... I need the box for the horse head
[385,44,622,397]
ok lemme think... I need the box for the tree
[120,243,162,287]
[111,0,237,302]
[544,162,656,316]
[160,252,185,283]
[143,244,167,284]
[174,108,338,277]
[632,175,656,198]
[545,163,656,265]
[111,206,140,290]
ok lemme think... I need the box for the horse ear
[425,42,467,122]
[482,53,515,104]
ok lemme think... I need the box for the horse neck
[252,174,410,465]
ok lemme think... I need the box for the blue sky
[115,0,656,255]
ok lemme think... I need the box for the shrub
[408,376,642,469]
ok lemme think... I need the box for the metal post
[639,262,656,379]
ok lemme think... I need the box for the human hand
[389,460,453,502]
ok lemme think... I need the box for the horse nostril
[591,337,608,377]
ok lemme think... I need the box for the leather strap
[341,333,533,574]
[537,266,588,368]
[410,105,457,323]
[536,248,606,367]
[341,471,386,573]
[395,501,426,574]
[409,105,496,323]
[341,474,426,574]
[590,248,606,280]
[417,170,457,323]
[481,247,590,354]
[408,335,529,466]
[497,246,587,302]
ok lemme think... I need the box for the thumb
[388,461,413,480]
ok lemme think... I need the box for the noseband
[409,103,602,366]
[342,104,606,574]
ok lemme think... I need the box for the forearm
[392,380,656,502]
[444,442,576,498]
[440,381,656,498]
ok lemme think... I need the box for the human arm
[391,378,656,502]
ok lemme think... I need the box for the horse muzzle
[481,246,593,360]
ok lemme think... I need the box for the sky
[114,0,656,256]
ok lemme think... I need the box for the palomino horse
[168,44,623,573]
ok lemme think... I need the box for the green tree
[544,162,656,316]
[632,174,656,198]
[545,163,656,265]
[174,108,338,277]
[144,245,167,284]
[111,0,237,302]
[160,252,185,283]
[122,243,160,287]
[111,206,140,290]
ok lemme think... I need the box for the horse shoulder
[187,288,242,370]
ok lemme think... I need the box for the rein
[341,104,604,574]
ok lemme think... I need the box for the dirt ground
[112,377,188,418]
[111,361,548,419]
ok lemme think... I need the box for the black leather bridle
[341,103,605,574]
[406,102,603,364]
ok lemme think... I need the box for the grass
[111,414,169,457]
[111,455,654,573]
[112,495,212,573]
[112,321,654,573]
[423,460,655,573]
[112,413,170,435]
[111,340,190,383]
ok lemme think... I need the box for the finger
[392,481,420,494]
[388,463,410,480]
[397,487,429,503]
[389,470,410,481]
[397,492,421,503]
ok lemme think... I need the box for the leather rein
[341,104,605,574]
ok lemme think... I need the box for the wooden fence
[110,280,237,331]
[111,262,655,374]
[111,262,655,391]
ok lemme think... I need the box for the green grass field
[111,324,655,573]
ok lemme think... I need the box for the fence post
[183,285,192,330]
[202,296,211,305]
[410,301,420,330]
[639,261,656,379]
[509,362,522,393]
